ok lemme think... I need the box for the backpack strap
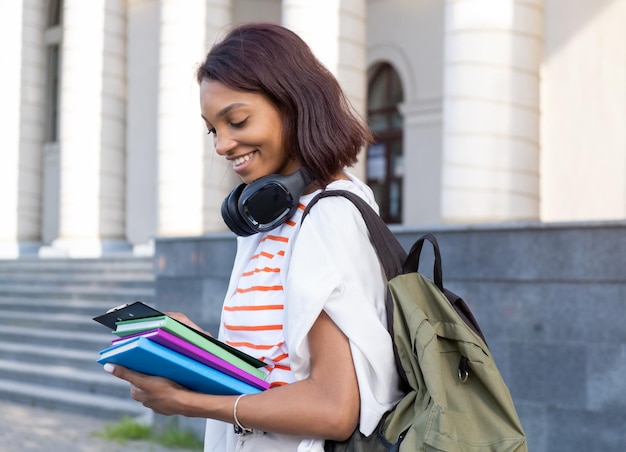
[404,233,444,290]
[404,233,488,345]
[302,190,410,387]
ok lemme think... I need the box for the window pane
[368,71,387,109]
[390,70,404,104]
[369,113,388,133]
[369,182,386,214]
[367,143,387,182]
[366,63,404,224]
[392,153,404,179]
[389,180,402,220]
[390,140,404,179]
[391,110,403,129]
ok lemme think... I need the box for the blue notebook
[98,336,262,395]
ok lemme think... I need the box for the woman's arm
[105,309,360,441]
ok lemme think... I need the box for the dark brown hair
[196,22,373,185]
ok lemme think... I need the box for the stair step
[0,257,153,270]
[0,324,112,350]
[0,296,152,315]
[0,285,155,306]
[0,310,110,331]
[0,358,130,398]
[0,283,154,295]
[0,341,100,366]
[0,267,153,276]
[0,379,148,420]
[0,279,154,290]
[0,256,156,420]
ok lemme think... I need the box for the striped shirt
[205,176,404,452]
[221,199,310,387]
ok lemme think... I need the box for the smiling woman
[196,22,371,187]
[103,22,403,452]
[199,81,292,184]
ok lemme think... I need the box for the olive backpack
[302,190,527,452]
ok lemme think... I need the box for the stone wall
[154,221,626,451]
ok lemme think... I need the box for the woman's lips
[232,153,252,167]
[231,150,257,174]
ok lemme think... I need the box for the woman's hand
[165,312,211,336]
[103,363,188,415]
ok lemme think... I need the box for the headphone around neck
[221,168,314,236]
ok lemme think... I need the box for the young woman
[104,22,403,451]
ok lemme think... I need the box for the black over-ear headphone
[221,168,314,236]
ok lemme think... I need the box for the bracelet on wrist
[233,394,253,434]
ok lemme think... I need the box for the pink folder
[112,328,270,390]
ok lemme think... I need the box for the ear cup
[221,184,258,237]
[221,168,314,236]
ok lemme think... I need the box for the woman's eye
[231,118,247,128]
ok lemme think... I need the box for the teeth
[233,153,252,167]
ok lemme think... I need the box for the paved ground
[0,401,201,452]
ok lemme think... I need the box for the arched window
[366,63,404,224]
[45,0,63,143]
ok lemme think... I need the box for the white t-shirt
[204,174,403,452]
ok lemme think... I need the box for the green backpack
[304,190,527,452]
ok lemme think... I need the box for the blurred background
[0,0,624,451]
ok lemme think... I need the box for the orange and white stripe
[221,202,308,387]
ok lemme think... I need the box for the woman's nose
[213,132,236,156]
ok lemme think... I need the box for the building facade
[1,0,625,257]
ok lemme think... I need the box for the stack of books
[93,301,269,395]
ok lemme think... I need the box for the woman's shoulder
[301,172,380,216]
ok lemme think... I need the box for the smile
[232,151,255,167]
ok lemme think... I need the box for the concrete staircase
[0,257,156,420]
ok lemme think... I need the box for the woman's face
[199,79,300,184]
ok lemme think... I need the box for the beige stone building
[2,0,625,258]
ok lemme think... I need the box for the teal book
[98,336,262,395]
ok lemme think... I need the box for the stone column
[155,0,208,237]
[127,0,233,248]
[202,0,237,232]
[41,0,127,257]
[126,0,161,255]
[0,1,46,257]
[0,0,25,258]
[0,0,46,257]
[282,0,368,179]
[0,2,41,258]
[441,0,542,223]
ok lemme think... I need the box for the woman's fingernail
[103,363,115,373]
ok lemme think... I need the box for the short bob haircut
[196,22,373,186]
